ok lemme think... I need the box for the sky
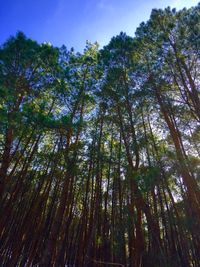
[0,0,199,51]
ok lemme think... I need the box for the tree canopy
[0,4,200,267]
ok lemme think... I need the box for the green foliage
[135,166,160,192]
[0,4,200,266]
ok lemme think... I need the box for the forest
[0,4,200,267]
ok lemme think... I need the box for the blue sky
[0,0,199,51]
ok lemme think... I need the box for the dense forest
[0,4,200,267]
